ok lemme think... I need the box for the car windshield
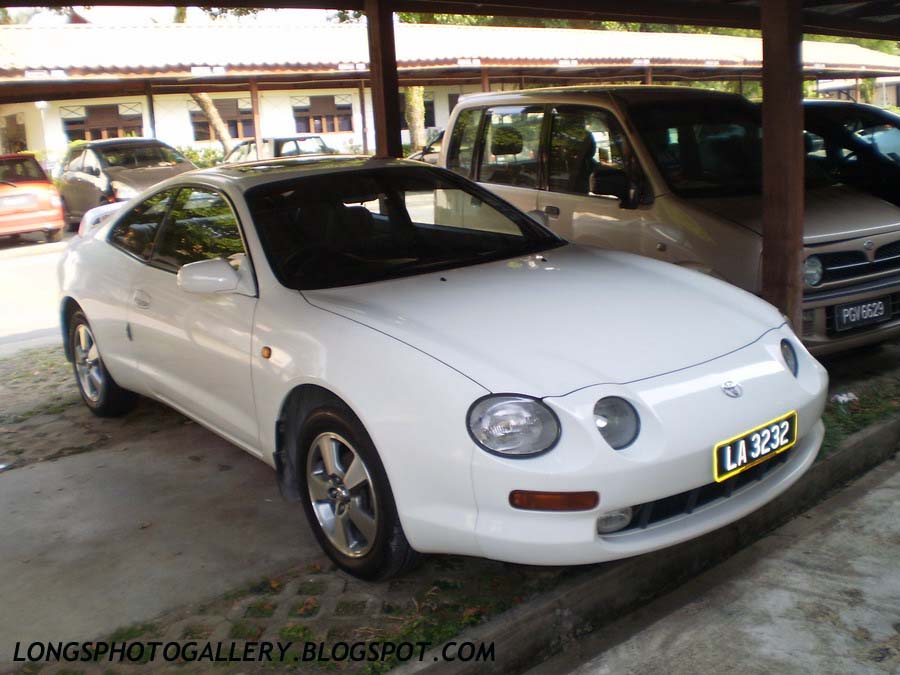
[838,110,900,164]
[247,166,564,290]
[631,100,838,198]
[0,156,47,184]
[97,144,188,169]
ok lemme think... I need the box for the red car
[0,154,65,242]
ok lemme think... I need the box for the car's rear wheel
[45,228,62,243]
[294,404,419,580]
[68,310,137,417]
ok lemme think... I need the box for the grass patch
[181,624,212,640]
[821,376,900,457]
[333,599,366,616]
[229,621,264,641]
[296,579,327,595]
[294,597,320,617]
[245,600,276,618]
[279,623,315,641]
[107,622,157,641]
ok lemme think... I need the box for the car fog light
[593,397,640,449]
[804,256,823,287]
[596,507,633,534]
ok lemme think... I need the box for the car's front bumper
[469,326,828,565]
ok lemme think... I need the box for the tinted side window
[478,106,544,188]
[109,190,176,260]
[151,188,245,271]
[548,107,630,194]
[446,107,483,177]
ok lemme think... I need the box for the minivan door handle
[544,205,560,217]
[133,289,151,310]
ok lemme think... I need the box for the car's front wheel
[294,404,419,580]
[68,310,137,417]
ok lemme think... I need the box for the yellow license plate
[713,411,798,483]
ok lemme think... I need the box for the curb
[397,415,900,674]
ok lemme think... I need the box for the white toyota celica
[58,157,828,580]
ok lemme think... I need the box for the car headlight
[110,181,139,201]
[804,256,823,287]
[593,397,640,449]
[780,339,799,377]
[467,395,560,457]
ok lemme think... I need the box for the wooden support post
[249,78,262,143]
[761,0,804,329]
[144,82,156,138]
[365,0,402,158]
[481,69,491,92]
[358,80,369,155]
[738,74,745,97]
[644,67,653,85]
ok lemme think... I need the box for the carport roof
[2,22,900,81]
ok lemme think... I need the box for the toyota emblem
[721,381,743,398]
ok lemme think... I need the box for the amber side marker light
[509,490,599,512]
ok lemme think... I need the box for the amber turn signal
[509,490,599,512]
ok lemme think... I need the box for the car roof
[459,84,745,107]
[76,137,173,149]
[186,156,430,191]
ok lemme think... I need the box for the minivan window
[109,189,177,260]
[96,143,187,169]
[478,106,544,188]
[246,167,563,290]
[446,107,483,177]
[548,106,630,194]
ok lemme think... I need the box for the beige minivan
[439,86,900,355]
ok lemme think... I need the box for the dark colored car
[0,153,64,242]
[804,100,900,208]
[222,135,337,164]
[58,138,195,229]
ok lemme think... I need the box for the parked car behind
[222,135,337,164]
[0,153,64,242]
[59,156,827,580]
[441,86,900,355]
[58,138,195,230]
[803,100,900,208]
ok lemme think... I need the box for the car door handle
[544,205,560,217]
[133,289,151,309]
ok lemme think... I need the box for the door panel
[130,264,258,449]
[130,186,259,450]
[538,105,670,262]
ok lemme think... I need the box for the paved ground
[0,421,322,662]
[0,233,72,356]
[531,457,900,675]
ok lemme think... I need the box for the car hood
[104,164,194,189]
[692,185,900,244]
[302,245,784,395]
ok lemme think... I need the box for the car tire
[68,310,137,417]
[292,403,420,581]
[46,229,62,243]
[61,199,78,232]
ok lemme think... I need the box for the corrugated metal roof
[1,23,899,74]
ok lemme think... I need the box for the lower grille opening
[617,451,790,534]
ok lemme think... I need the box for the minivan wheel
[68,310,137,417]
[294,405,420,580]
[45,228,62,243]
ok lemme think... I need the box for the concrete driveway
[0,420,321,662]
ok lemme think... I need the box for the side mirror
[589,167,640,208]
[84,166,101,177]
[177,258,240,294]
